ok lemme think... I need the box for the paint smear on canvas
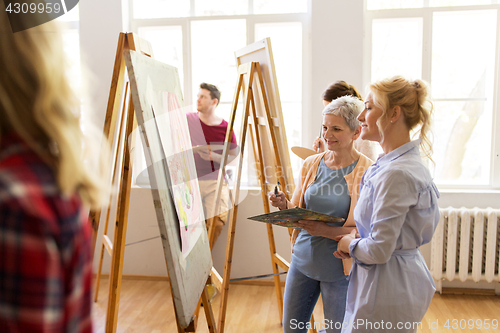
[155,91,204,257]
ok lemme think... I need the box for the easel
[207,61,297,333]
[89,32,151,333]
[91,33,218,333]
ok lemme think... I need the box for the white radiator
[430,207,500,293]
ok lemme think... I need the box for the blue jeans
[283,263,349,333]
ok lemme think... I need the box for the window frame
[364,3,500,190]
[128,1,310,187]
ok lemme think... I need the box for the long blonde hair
[0,7,105,208]
[369,76,434,160]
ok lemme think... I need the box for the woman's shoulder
[357,152,374,168]
[303,152,326,169]
[375,161,435,194]
[349,152,374,178]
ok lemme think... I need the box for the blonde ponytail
[369,76,434,161]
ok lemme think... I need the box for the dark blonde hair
[0,6,106,208]
[369,76,433,160]
[322,80,363,102]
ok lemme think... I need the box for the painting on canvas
[156,91,204,257]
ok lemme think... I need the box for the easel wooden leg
[217,205,239,333]
[208,216,217,250]
[89,33,128,261]
[104,101,137,333]
[248,85,287,324]
[95,82,131,303]
[266,224,285,321]
[90,210,100,259]
[201,281,218,333]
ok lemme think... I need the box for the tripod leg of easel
[184,214,218,332]
[104,104,137,333]
[201,282,218,333]
[94,236,108,302]
[90,210,100,259]
[215,65,254,333]
[217,204,238,333]
[95,82,131,303]
[247,78,286,323]
[266,224,285,320]
[90,33,128,259]
[208,216,217,250]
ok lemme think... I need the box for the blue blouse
[292,158,357,282]
[342,140,440,332]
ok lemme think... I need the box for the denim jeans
[283,263,349,333]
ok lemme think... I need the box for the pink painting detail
[161,92,204,257]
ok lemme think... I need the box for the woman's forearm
[324,226,356,240]
[295,222,356,239]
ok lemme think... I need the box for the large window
[365,1,500,189]
[130,1,308,186]
[58,5,81,96]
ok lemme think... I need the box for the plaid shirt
[0,133,93,333]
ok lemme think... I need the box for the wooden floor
[92,278,500,333]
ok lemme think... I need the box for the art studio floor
[92,277,500,333]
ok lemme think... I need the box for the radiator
[430,207,500,293]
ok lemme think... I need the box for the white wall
[79,0,128,130]
[305,0,364,147]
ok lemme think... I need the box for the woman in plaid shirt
[0,6,106,333]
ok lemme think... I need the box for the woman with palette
[313,81,379,161]
[269,95,373,333]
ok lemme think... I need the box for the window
[190,19,247,121]
[132,0,307,18]
[130,1,308,187]
[365,1,500,189]
[58,5,81,96]
[255,22,303,175]
[137,26,184,87]
[371,18,422,81]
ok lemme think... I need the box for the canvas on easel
[205,38,302,333]
[92,32,217,333]
[123,49,213,329]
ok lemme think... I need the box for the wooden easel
[89,32,152,333]
[206,61,296,333]
[91,33,218,333]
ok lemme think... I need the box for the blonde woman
[0,7,105,332]
[335,76,440,333]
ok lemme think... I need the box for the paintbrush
[318,126,322,150]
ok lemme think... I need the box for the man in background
[186,83,238,246]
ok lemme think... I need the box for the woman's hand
[294,220,332,237]
[268,191,287,210]
[312,137,325,153]
[334,229,357,255]
[333,250,350,259]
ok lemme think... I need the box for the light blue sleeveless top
[291,157,357,282]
